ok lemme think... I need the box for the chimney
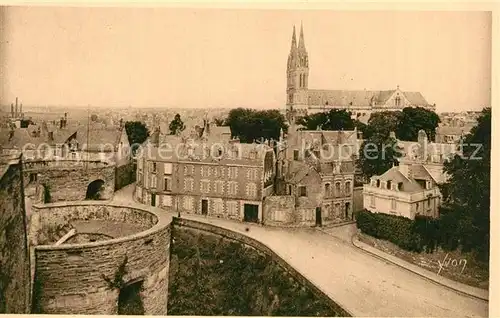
[20,103,23,117]
[10,103,13,118]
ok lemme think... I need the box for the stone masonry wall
[262,196,296,227]
[115,161,136,191]
[353,186,364,213]
[172,217,351,316]
[0,159,31,313]
[31,203,171,315]
[23,160,115,203]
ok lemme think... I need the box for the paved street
[113,185,488,317]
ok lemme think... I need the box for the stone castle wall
[22,160,115,203]
[172,217,351,316]
[0,158,31,313]
[30,202,172,315]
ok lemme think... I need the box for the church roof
[307,89,431,107]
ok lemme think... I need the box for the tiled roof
[436,125,473,136]
[409,164,435,182]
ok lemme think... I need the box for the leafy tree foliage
[439,107,491,261]
[213,117,226,126]
[295,109,355,131]
[90,114,98,122]
[169,114,186,136]
[224,108,287,143]
[356,130,402,180]
[124,121,150,154]
[397,107,441,142]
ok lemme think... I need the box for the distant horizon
[1,8,491,112]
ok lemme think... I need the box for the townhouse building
[135,133,275,223]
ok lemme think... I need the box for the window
[184,178,194,192]
[246,182,257,197]
[71,152,77,159]
[427,197,431,207]
[391,199,396,210]
[213,199,224,215]
[397,182,403,191]
[164,177,172,191]
[370,195,376,208]
[29,173,37,183]
[416,202,420,212]
[299,186,307,197]
[386,180,392,190]
[229,167,238,179]
[150,174,157,188]
[325,183,330,195]
[150,162,157,173]
[227,201,238,216]
[288,185,292,195]
[376,179,381,187]
[137,172,143,186]
[213,167,219,178]
[201,167,211,178]
[335,182,341,197]
[293,150,299,160]
[164,163,173,175]
[247,168,258,181]
[184,165,194,175]
[215,180,224,194]
[201,180,210,193]
[395,96,401,107]
[345,182,351,194]
[183,196,194,211]
[162,195,173,207]
[228,181,238,195]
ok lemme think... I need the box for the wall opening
[201,199,208,215]
[315,207,322,227]
[118,280,145,315]
[243,204,259,223]
[85,179,106,200]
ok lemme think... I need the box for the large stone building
[285,24,436,119]
[136,120,275,223]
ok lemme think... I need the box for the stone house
[363,164,441,220]
[264,118,357,227]
[135,122,275,223]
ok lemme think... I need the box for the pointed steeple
[290,25,297,51]
[298,22,306,51]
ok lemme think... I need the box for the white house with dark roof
[363,164,441,220]
[285,24,436,118]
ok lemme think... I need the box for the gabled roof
[375,166,423,192]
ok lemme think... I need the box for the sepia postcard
[0,3,497,318]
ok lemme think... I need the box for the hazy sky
[0,7,492,112]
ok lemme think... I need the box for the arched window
[335,182,341,197]
[325,183,331,196]
[395,96,401,107]
[376,179,381,188]
[345,181,351,194]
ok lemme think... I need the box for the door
[243,204,259,223]
[201,199,208,215]
[345,202,350,220]
[151,193,156,207]
[315,207,322,227]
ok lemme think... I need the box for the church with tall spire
[285,24,436,121]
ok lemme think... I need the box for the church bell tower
[286,23,309,116]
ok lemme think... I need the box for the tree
[90,114,98,122]
[367,111,403,138]
[169,114,186,136]
[396,107,440,142]
[438,107,490,261]
[213,117,226,126]
[296,109,355,131]
[225,108,287,143]
[125,121,150,154]
[356,130,402,181]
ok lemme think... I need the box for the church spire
[298,22,305,51]
[290,25,297,51]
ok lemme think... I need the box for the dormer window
[376,179,381,188]
[386,180,392,190]
[397,182,403,191]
